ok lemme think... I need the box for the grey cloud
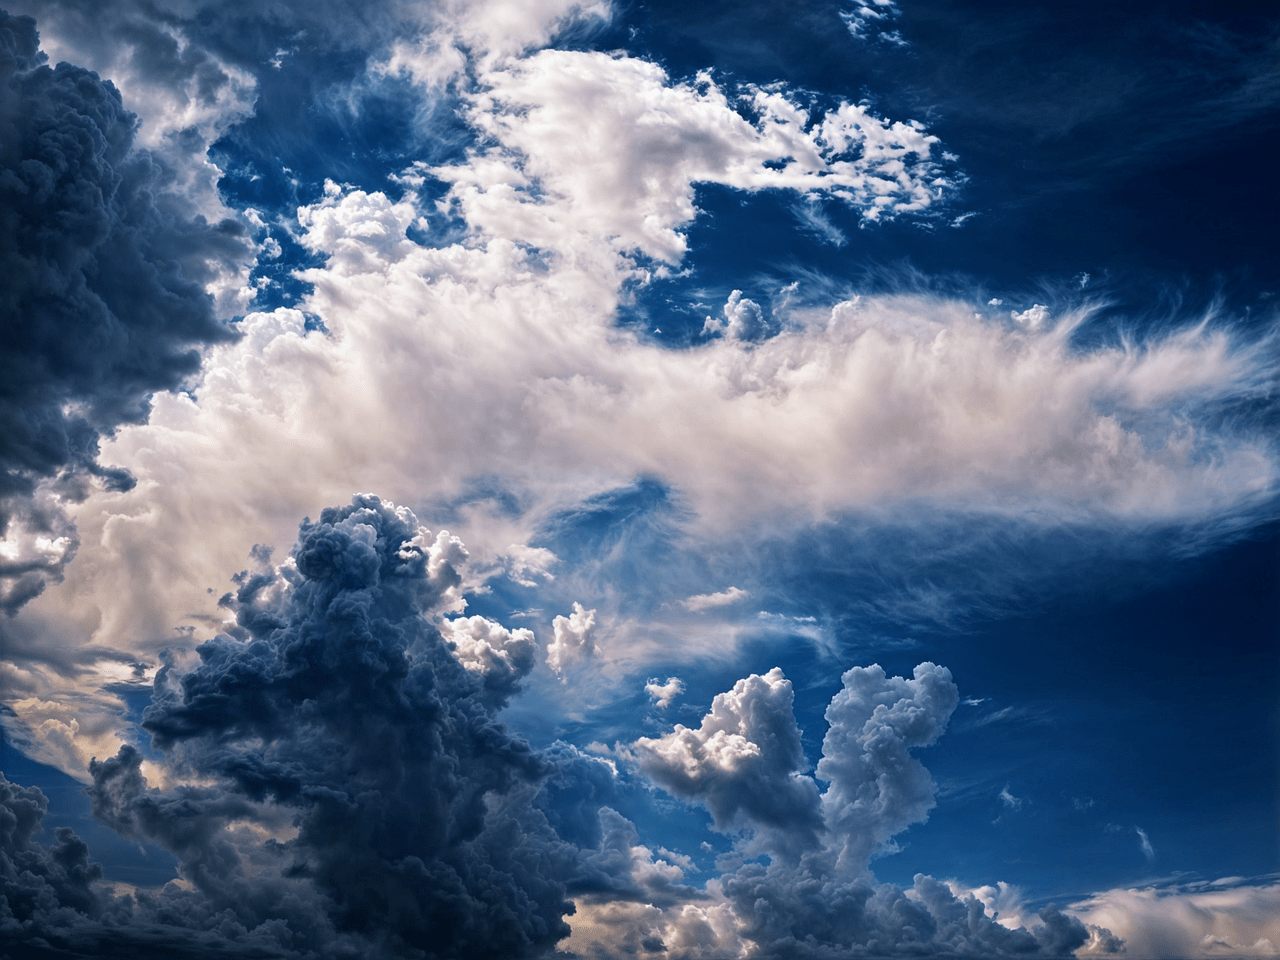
[95,495,576,958]
[1,773,106,939]
[631,663,1114,957]
[632,667,825,862]
[0,9,244,612]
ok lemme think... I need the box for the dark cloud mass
[79,495,593,958]
[0,9,243,612]
[0,495,1118,959]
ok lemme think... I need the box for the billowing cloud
[644,676,684,709]
[703,291,770,342]
[0,10,244,612]
[608,663,1111,958]
[8,495,601,959]
[547,601,599,677]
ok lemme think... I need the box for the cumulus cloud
[0,10,244,612]
[547,601,598,677]
[645,677,684,709]
[1073,878,1280,959]
[0,495,667,959]
[633,668,824,860]
[1,772,106,936]
[612,663,1109,957]
[703,291,770,342]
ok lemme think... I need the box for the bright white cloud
[1073,879,1280,959]
[680,586,748,612]
[645,677,685,708]
[547,601,599,676]
[4,1,1277,788]
[435,48,954,266]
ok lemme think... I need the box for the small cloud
[999,785,1023,811]
[794,198,848,247]
[703,291,769,341]
[950,211,978,228]
[545,602,597,678]
[1075,271,1091,289]
[645,676,685,709]
[961,696,987,706]
[987,298,1004,306]
[1136,826,1155,862]
[1011,304,1050,328]
[1073,796,1096,812]
[682,586,748,611]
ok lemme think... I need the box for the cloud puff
[547,601,598,677]
[645,676,684,709]
[703,292,770,342]
[633,668,824,860]
[613,663,1108,958]
[680,586,748,612]
[0,10,244,611]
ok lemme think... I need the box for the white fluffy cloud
[547,601,599,676]
[4,0,1276,798]
[632,668,823,859]
[434,48,954,267]
[680,586,748,612]
[644,677,685,708]
[1073,879,1280,959]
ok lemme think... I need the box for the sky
[1,0,1278,958]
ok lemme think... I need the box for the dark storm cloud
[0,10,244,612]
[90,496,574,957]
[0,494,658,960]
[1,773,106,935]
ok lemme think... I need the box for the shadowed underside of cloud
[0,10,245,613]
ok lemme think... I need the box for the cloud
[0,10,245,612]
[1011,303,1051,328]
[840,1,905,45]
[632,667,824,860]
[645,676,684,709]
[432,48,957,265]
[547,601,598,677]
[1072,878,1280,959]
[680,586,748,612]
[64,496,607,958]
[609,663,1111,957]
[703,291,771,342]
[999,785,1023,811]
[1,772,106,931]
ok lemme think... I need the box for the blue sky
[1,1,1277,958]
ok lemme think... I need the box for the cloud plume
[0,10,244,612]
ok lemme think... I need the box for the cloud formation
[547,601,598,677]
[0,10,244,611]
[612,663,1111,958]
[0,496,626,959]
[1073,878,1280,959]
